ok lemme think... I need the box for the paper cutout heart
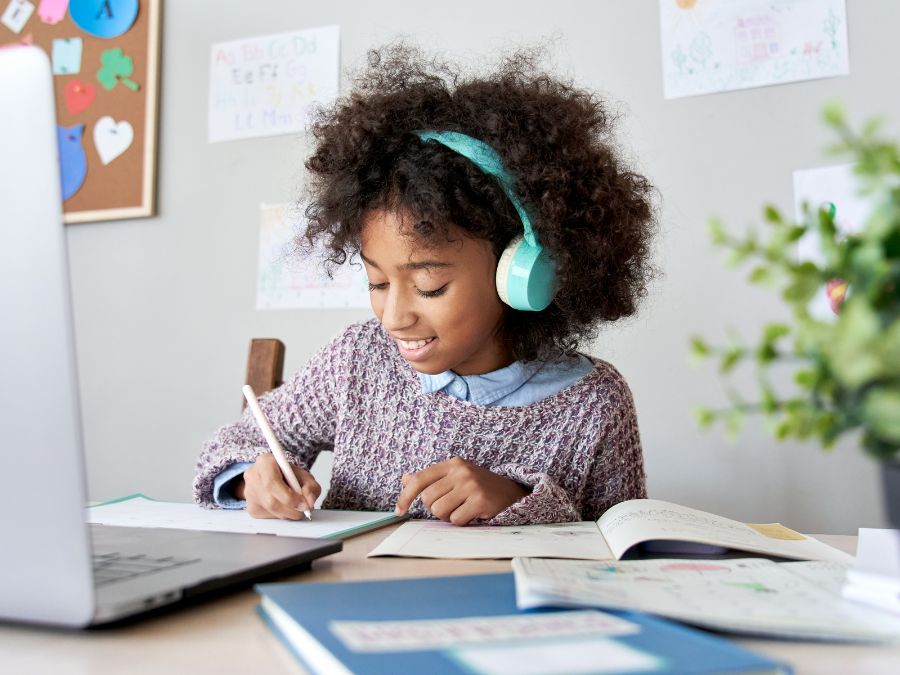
[63,79,95,115]
[93,115,133,165]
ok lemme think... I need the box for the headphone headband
[413,130,538,247]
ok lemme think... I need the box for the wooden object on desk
[2,530,899,675]
[244,338,285,407]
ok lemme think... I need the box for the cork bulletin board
[0,0,161,223]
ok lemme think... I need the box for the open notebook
[369,498,853,563]
[88,494,404,540]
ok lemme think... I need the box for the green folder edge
[87,493,407,540]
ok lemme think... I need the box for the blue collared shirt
[416,355,594,406]
[212,355,594,507]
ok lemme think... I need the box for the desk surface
[3,529,898,675]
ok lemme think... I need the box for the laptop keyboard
[92,552,201,586]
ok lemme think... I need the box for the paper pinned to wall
[659,0,849,99]
[208,25,340,143]
[256,202,371,310]
[793,163,870,320]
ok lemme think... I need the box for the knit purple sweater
[193,320,646,525]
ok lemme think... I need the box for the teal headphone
[414,130,557,312]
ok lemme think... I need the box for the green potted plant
[691,103,900,527]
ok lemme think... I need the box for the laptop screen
[0,46,95,626]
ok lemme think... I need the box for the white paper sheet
[514,557,900,642]
[792,163,871,321]
[87,495,398,540]
[367,520,614,560]
[451,638,660,675]
[208,25,340,142]
[660,0,849,99]
[330,611,638,653]
[256,202,371,310]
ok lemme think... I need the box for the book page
[368,520,614,560]
[596,499,853,563]
[87,494,399,539]
[513,558,900,642]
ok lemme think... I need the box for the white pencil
[242,384,312,520]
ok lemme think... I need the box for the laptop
[0,47,340,628]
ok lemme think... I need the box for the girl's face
[360,209,512,376]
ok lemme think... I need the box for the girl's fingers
[395,464,447,515]
[448,498,482,527]
[429,490,468,522]
[419,476,454,510]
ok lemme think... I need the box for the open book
[368,498,853,563]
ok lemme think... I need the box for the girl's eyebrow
[359,251,453,271]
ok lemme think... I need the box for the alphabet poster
[208,25,340,143]
[0,0,161,223]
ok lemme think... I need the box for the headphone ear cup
[495,235,521,307]
[495,235,557,311]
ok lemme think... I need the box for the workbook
[255,573,791,675]
[87,494,404,540]
[513,557,900,642]
[368,498,853,563]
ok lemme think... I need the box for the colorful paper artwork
[1,0,34,33]
[51,36,82,74]
[659,0,849,99]
[93,115,132,164]
[208,25,340,143]
[37,0,67,24]
[63,78,95,114]
[256,203,371,311]
[68,0,137,38]
[3,0,159,221]
[97,46,138,91]
[57,123,87,200]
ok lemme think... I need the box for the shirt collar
[417,360,546,405]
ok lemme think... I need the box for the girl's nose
[380,287,416,331]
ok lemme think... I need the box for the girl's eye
[417,284,449,299]
[367,282,388,292]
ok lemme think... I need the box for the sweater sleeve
[485,368,646,526]
[191,330,346,508]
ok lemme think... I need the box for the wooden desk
[2,530,898,674]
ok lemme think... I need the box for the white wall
[68,0,897,533]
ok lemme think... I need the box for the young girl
[193,46,657,526]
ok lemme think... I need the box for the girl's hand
[235,453,321,520]
[395,457,529,526]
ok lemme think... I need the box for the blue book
[255,573,791,674]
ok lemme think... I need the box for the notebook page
[87,494,398,539]
[596,498,853,563]
[368,520,614,559]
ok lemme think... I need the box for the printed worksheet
[513,558,900,642]
[660,0,849,99]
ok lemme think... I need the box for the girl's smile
[360,209,513,376]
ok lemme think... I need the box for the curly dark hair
[301,44,657,362]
